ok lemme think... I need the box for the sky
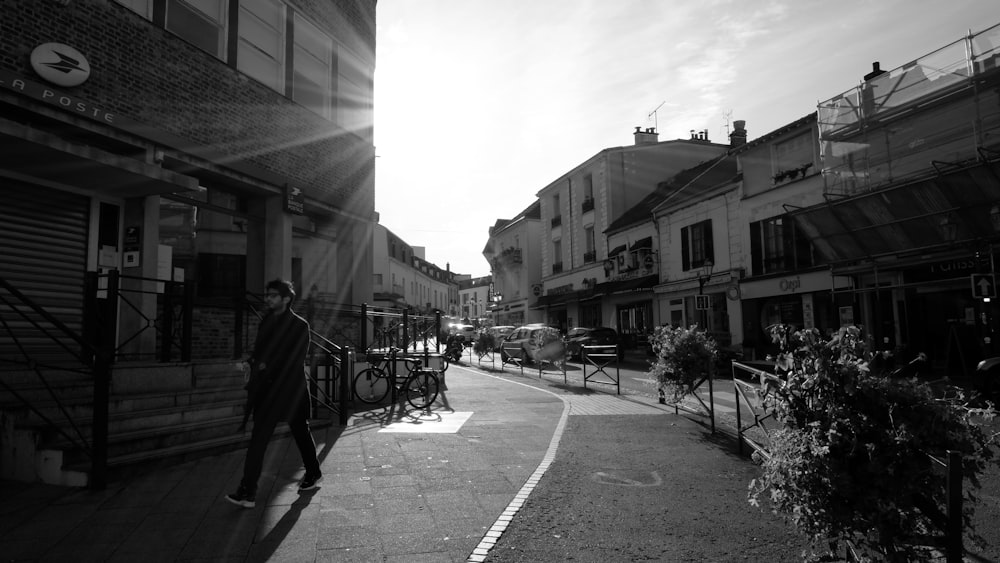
[373,0,1000,278]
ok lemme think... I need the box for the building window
[681,219,713,272]
[115,0,152,18]
[373,273,382,286]
[338,47,371,131]
[294,14,333,117]
[237,0,285,91]
[583,227,596,263]
[583,174,593,200]
[197,253,246,298]
[552,239,562,269]
[750,216,815,275]
[166,0,228,60]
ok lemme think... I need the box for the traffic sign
[696,294,710,310]
[971,273,996,299]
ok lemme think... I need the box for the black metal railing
[237,291,353,425]
[0,275,114,489]
[98,271,193,363]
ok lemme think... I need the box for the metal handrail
[0,277,95,365]
[0,275,111,487]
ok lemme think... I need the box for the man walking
[226,279,322,508]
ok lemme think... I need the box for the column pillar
[246,195,292,290]
[119,195,162,359]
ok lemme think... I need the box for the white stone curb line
[466,373,571,562]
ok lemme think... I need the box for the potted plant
[748,324,998,561]
[647,324,718,402]
[532,326,566,365]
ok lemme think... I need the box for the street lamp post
[697,259,715,331]
[492,292,503,324]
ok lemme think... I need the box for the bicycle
[353,347,441,409]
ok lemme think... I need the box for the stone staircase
[0,360,332,486]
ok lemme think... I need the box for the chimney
[729,119,747,147]
[634,126,659,145]
[864,61,886,82]
[690,129,711,142]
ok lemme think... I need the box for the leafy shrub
[647,324,718,401]
[748,324,998,561]
[473,331,497,356]
[531,327,566,363]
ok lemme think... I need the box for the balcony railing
[583,250,596,263]
[491,247,523,270]
[552,261,563,274]
[551,215,562,228]
[817,22,1000,195]
[581,197,595,213]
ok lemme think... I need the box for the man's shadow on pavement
[245,489,320,560]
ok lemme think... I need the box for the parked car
[488,325,516,341]
[565,327,623,360]
[499,324,565,364]
[448,323,477,344]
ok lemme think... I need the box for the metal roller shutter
[0,182,90,364]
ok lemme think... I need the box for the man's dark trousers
[240,403,320,492]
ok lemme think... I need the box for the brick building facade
[0,0,377,361]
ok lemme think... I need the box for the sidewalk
[0,365,564,562]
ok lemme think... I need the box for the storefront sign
[740,271,852,300]
[30,43,91,87]
[0,68,114,123]
[546,283,574,295]
[779,276,801,293]
[284,184,305,215]
[802,294,815,329]
[906,254,991,283]
[839,306,854,326]
[610,268,647,282]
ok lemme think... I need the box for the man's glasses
[265,292,282,299]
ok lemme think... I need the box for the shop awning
[608,244,627,256]
[531,287,600,308]
[629,237,652,250]
[787,160,1000,265]
[0,118,198,197]
[596,274,658,295]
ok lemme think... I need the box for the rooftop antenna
[647,100,666,131]
[721,109,733,137]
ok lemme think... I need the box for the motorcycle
[444,334,465,362]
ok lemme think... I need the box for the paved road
[470,357,1000,563]
[467,368,811,562]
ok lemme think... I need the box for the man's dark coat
[243,308,310,427]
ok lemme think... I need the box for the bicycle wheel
[439,355,450,373]
[353,368,391,404]
[403,370,439,410]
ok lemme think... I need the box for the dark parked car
[565,327,623,360]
